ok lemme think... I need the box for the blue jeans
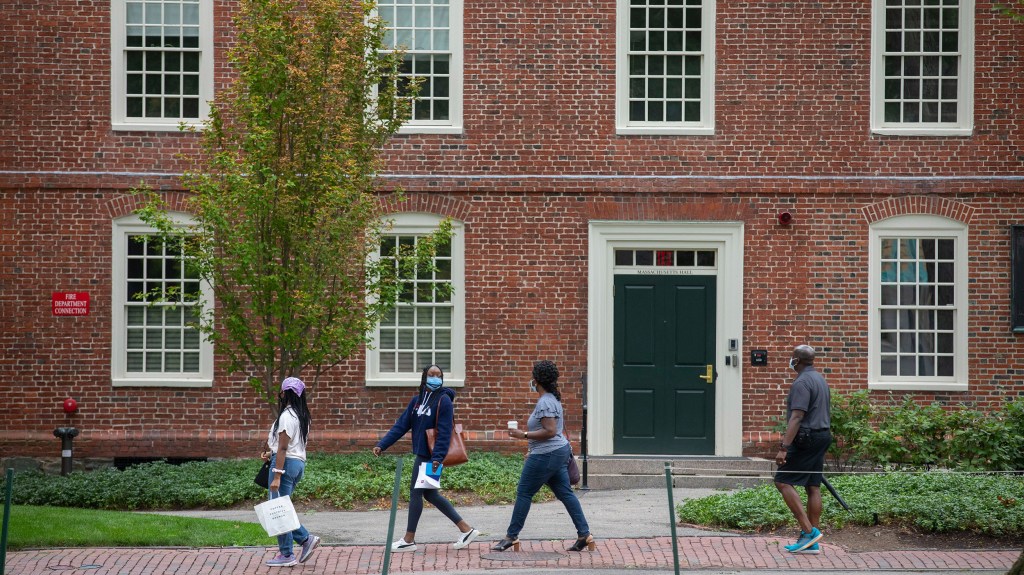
[505,444,589,539]
[268,456,310,556]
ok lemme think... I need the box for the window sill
[396,125,464,135]
[616,126,715,136]
[111,121,204,132]
[365,377,465,388]
[112,377,213,388]
[868,381,967,392]
[871,127,973,137]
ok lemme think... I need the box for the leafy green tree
[136,0,449,410]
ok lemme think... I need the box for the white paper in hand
[414,461,443,489]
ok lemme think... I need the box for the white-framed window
[111,214,213,387]
[378,0,463,134]
[110,0,214,131]
[870,0,974,135]
[868,215,968,391]
[367,214,465,387]
[616,0,716,135]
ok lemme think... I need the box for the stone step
[575,456,775,491]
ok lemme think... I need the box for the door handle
[698,364,714,384]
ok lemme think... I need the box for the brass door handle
[698,364,714,384]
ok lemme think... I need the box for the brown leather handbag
[424,400,469,466]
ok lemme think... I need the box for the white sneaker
[452,528,480,550]
[391,539,416,553]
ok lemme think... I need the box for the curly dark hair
[532,360,561,402]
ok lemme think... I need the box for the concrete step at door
[576,456,775,490]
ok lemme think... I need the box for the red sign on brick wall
[52,292,89,316]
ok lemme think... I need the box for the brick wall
[2,1,1023,462]
[4,184,1024,461]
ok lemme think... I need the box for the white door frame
[587,220,745,456]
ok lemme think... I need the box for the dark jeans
[505,444,590,539]
[407,455,463,533]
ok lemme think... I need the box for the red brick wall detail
[861,196,974,225]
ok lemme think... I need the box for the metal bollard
[1,468,13,575]
[53,427,80,476]
[665,462,681,575]
[580,373,590,491]
[381,457,404,575]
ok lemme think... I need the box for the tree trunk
[1008,548,1024,575]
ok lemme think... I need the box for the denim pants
[407,454,464,533]
[505,444,589,539]
[268,455,310,556]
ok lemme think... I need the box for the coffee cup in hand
[507,420,518,430]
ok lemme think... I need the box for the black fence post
[1,467,13,575]
[580,373,589,491]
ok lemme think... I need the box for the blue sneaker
[785,527,822,553]
[796,543,820,554]
[266,553,297,567]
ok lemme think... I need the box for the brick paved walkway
[6,537,1018,574]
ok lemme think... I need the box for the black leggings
[407,455,463,533]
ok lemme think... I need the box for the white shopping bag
[414,462,443,489]
[254,494,301,536]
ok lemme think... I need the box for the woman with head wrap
[492,360,594,552]
[263,377,320,567]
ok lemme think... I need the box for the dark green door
[614,274,716,454]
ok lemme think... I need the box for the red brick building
[2,0,1023,465]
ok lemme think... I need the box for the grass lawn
[4,505,272,550]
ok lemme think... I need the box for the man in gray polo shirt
[774,344,832,554]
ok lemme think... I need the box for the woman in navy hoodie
[372,364,480,552]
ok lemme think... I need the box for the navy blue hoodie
[376,387,456,464]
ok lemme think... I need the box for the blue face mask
[425,376,443,390]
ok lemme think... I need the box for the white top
[266,407,307,462]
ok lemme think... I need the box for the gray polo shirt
[787,366,831,430]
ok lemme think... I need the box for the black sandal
[567,534,595,551]
[491,536,520,551]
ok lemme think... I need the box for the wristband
[272,468,286,474]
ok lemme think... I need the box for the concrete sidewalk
[150,487,729,544]
[5,488,1019,574]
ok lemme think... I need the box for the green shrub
[677,472,1024,536]
[0,451,529,511]
[828,392,1024,472]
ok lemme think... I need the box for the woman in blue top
[492,360,594,552]
[372,364,480,553]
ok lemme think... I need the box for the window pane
[416,329,433,348]
[126,351,144,371]
[877,231,958,381]
[435,307,452,327]
[937,355,954,376]
[881,355,897,376]
[375,228,457,376]
[626,0,704,126]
